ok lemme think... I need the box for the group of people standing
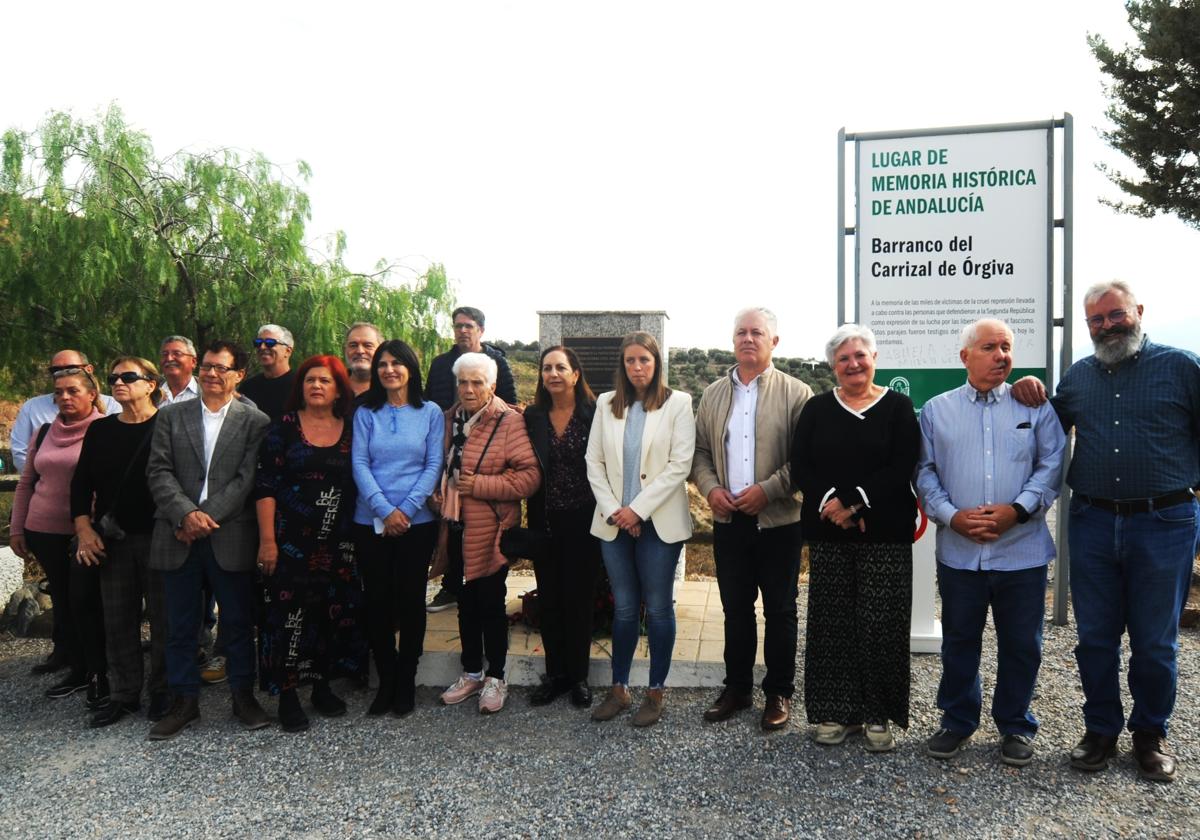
[7,283,1198,784]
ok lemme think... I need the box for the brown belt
[1076,490,1196,516]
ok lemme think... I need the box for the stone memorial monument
[537,310,668,391]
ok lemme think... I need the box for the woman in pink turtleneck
[10,367,106,704]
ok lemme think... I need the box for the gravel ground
[1,590,1197,839]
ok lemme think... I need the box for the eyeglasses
[107,371,155,385]
[253,338,290,349]
[51,367,87,378]
[198,363,236,375]
[160,349,194,359]
[1086,309,1129,329]
[452,322,480,332]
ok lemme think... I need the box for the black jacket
[425,343,517,410]
[523,400,597,531]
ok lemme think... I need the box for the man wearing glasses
[239,324,296,423]
[1014,280,1200,782]
[158,335,200,407]
[9,350,119,473]
[146,340,271,740]
[423,307,517,613]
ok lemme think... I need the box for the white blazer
[586,389,696,543]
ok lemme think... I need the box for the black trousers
[356,522,439,690]
[27,530,106,681]
[99,533,166,703]
[713,515,802,697]
[450,528,509,679]
[534,508,602,684]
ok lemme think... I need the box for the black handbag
[499,525,550,563]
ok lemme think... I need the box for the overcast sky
[6,1,1197,364]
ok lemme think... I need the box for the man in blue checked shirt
[1014,280,1200,783]
[917,318,1066,768]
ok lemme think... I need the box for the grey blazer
[146,397,270,571]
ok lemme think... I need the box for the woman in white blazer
[586,331,695,727]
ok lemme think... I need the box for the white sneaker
[439,673,484,705]
[814,721,862,745]
[865,723,896,752]
[478,677,508,714]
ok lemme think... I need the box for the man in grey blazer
[146,339,271,740]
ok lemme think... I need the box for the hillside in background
[492,341,834,407]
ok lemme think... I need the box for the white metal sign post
[837,118,1073,650]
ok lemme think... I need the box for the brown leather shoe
[703,688,752,722]
[761,694,791,731]
[231,687,271,731]
[1069,731,1118,771]
[1131,730,1177,782]
[632,688,665,727]
[147,695,200,741]
[591,684,632,722]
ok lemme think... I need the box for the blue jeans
[1069,496,1200,737]
[936,563,1047,738]
[600,520,681,688]
[164,539,257,696]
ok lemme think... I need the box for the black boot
[311,680,347,718]
[393,679,416,718]
[278,689,310,732]
[231,687,270,730]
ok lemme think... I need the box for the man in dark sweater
[425,307,517,410]
[424,306,517,612]
[239,324,296,423]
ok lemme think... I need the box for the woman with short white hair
[790,324,920,752]
[432,352,540,714]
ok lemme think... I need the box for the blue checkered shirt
[1053,337,1200,499]
[917,382,1067,571]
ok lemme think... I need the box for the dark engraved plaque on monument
[564,336,623,392]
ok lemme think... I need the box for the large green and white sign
[855,128,1051,409]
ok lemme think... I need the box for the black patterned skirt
[804,540,912,728]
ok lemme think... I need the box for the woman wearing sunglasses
[69,357,169,726]
[10,366,108,707]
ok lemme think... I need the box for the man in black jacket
[424,306,518,613]
[425,307,517,410]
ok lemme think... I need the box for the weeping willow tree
[0,106,454,394]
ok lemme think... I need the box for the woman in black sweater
[71,356,167,727]
[790,325,920,752]
[523,346,601,708]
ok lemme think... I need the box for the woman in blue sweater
[352,340,445,716]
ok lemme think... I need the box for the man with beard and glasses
[343,322,383,400]
[1013,280,1200,783]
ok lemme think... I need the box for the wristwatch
[1011,503,1031,524]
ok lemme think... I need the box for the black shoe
[278,689,310,733]
[86,675,111,711]
[231,687,270,730]
[569,681,593,709]
[530,675,569,706]
[90,701,140,728]
[1000,733,1035,767]
[393,681,416,718]
[46,674,90,699]
[30,652,69,675]
[1131,730,1177,782]
[926,727,970,759]
[148,695,200,741]
[311,680,347,718]
[1070,731,1118,771]
[426,587,457,613]
[368,683,394,716]
[147,692,172,722]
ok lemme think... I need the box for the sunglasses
[49,364,84,375]
[107,371,155,386]
[253,338,290,349]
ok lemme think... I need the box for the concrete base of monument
[414,573,763,688]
